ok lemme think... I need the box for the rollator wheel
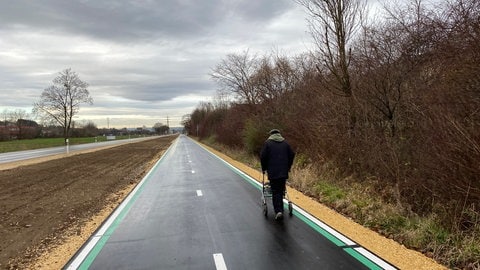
[288,202,293,216]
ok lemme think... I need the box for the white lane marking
[192,170,195,174]
[197,190,203,196]
[213,253,227,270]
[354,247,397,270]
[292,205,356,246]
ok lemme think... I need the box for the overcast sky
[0,0,318,128]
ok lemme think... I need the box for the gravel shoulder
[0,136,446,269]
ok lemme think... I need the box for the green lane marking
[293,210,345,246]
[75,141,175,269]
[344,248,383,270]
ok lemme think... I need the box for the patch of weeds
[378,214,409,235]
[203,135,217,146]
[295,153,311,168]
[289,165,318,194]
[401,215,450,251]
[419,220,450,246]
[346,198,371,222]
[314,181,345,203]
[352,198,369,208]
[444,215,480,269]
[455,237,480,269]
[361,208,408,238]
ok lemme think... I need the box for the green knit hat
[268,129,280,135]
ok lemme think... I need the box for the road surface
[0,137,156,164]
[65,135,397,270]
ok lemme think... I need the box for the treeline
[0,118,152,141]
[0,121,167,142]
[1,109,170,142]
[185,0,479,233]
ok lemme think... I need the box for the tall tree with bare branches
[33,68,93,143]
[210,50,260,105]
[296,0,366,130]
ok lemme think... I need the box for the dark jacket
[260,133,295,180]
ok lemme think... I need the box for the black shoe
[275,212,284,220]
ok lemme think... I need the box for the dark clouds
[0,0,293,41]
[0,0,309,127]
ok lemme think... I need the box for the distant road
[0,137,158,164]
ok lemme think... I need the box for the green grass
[0,135,146,153]
[314,181,346,203]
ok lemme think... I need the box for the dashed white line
[213,253,227,270]
[196,190,203,196]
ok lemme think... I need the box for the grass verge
[0,135,147,153]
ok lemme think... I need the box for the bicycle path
[65,135,396,270]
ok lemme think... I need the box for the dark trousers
[270,178,286,213]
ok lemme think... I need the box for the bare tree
[353,22,415,137]
[210,50,260,105]
[297,0,365,92]
[33,68,93,143]
[153,122,169,135]
[10,109,30,139]
[250,54,299,104]
[0,109,14,140]
[181,114,192,133]
[78,120,98,137]
[296,0,366,130]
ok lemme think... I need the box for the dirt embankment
[0,136,177,269]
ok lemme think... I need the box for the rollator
[261,172,293,218]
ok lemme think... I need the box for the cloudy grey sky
[0,0,316,128]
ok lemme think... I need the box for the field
[0,135,148,153]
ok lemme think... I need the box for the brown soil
[0,136,446,270]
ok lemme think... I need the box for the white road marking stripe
[213,253,227,270]
[292,205,356,246]
[197,190,203,196]
[192,170,195,173]
[354,247,397,270]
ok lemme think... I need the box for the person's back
[260,129,295,220]
[261,134,293,180]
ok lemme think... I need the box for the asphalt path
[0,137,155,164]
[65,135,397,270]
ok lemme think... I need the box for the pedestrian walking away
[260,129,295,221]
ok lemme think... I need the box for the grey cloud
[0,0,294,42]
[95,80,214,102]
[0,0,309,127]
[232,1,292,21]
